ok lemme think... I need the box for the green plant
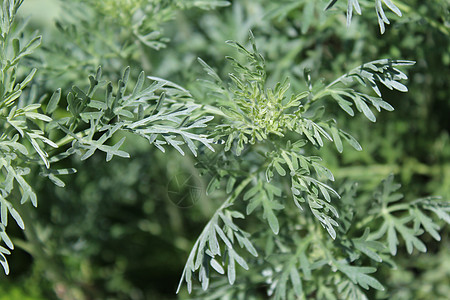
[1,0,215,275]
[1,0,448,299]
[326,0,402,33]
[0,0,46,273]
[175,31,448,299]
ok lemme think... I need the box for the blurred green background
[1,0,448,299]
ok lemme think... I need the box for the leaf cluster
[0,1,448,299]
[175,30,439,299]
[0,0,216,276]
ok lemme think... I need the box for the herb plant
[176,32,447,299]
[0,0,448,299]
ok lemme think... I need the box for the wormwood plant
[267,0,403,34]
[175,32,449,299]
[0,0,215,275]
[0,0,449,299]
[38,0,229,91]
[325,0,403,33]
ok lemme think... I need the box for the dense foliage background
[0,0,448,299]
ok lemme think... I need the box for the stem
[295,234,313,256]
[355,213,381,230]
[308,70,353,107]
[176,175,254,293]
[386,203,409,213]
[185,175,254,249]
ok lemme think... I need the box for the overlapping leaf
[53,67,214,161]
[0,0,58,274]
[177,202,258,293]
[369,175,448,255]
[325,0,403,33]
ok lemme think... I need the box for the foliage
[0,0,48,274]
[0,0,448,299]
[325,0,403,34]
[1,0,214,282]
[175,31,446,299]
[33,0,229,92]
